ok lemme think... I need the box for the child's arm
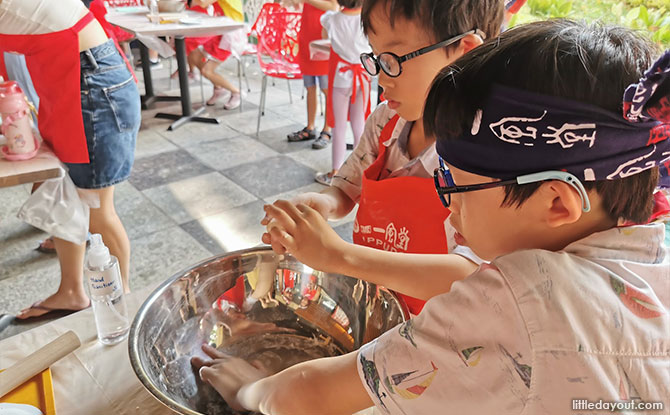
[193,344,372,415]
[264,201,478,300]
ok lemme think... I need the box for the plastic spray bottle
[85,234,130,345]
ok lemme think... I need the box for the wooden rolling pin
[0,330,81,398]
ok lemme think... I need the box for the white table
[107,9,244,130]
[0,286,171,415]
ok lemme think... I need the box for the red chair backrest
[249,3,282,37]
[255,7,302,74]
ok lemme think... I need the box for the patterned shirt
[357,223,670,414]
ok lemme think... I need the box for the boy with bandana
[193,21,670,414]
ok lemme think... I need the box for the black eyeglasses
[433,157,592,211]
[360,29,484,78]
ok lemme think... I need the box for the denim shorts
[65,39,141,189]
[303,74,328,89]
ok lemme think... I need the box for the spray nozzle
[87,233,111,269]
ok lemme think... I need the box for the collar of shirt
[381,117,439,175]
[564,223,666,264]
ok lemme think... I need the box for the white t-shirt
[0,0,88,35]
[357,223,670,414]
[320,10,371,89]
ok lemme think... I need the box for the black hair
[338,0,363,8]
[424,19,660,223]
[361,0,504,46]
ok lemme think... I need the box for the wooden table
[107,9,244,130]
[0,143,63,188]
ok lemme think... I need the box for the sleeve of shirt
[331,103,395,203]
[356,264,531,415]
[319,10,334,32]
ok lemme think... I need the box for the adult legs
[17,185,130,319]
[88,186,130,292]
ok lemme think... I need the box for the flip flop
[36,235,92,254]
[16,300,91,321]
[35,237,56,254]
[287,127,317,142]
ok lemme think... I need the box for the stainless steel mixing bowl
[129,247,408,415]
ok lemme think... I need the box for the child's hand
[262,200,346,273]
[191,344,267,412]
[261,192,334,224]
[261,192,337,249]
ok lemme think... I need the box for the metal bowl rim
[127,245,410,414]
[128,246,275,415]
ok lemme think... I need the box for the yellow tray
[0,368,56,415]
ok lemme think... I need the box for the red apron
[297,3,328,76]
[325,49,371,128]
[352,115,450,314]
[0,12,132,164]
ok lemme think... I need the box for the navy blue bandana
[436,50,670,186]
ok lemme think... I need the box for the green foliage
[528,0,573,17]
[511,0,670,48]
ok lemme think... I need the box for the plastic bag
[17,174,96,245]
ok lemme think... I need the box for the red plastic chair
[253,5,302,136]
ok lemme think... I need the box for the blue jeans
[65,39,141,189]
[303,74,328,89]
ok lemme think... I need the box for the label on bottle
[88,269,120,297]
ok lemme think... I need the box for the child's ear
[460,34,484,54]
[540,181,584,228]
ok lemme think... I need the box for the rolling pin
[0,331,81,398]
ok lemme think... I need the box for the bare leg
[306,85,317,130]
[201,60,239,94]
[16,238,89,319]
[188,48,206,73]
[17,184,130,319]
[88,186,131,293]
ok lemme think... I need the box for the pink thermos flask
[0,80,38,160]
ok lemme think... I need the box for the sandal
[287,127,317,142]
[312,130,332,149]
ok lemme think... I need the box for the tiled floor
[0,56,367,340]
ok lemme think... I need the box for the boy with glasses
[262,0,505,315]
[193,20,670,414]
